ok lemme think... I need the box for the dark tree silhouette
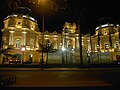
[38,39,57,65]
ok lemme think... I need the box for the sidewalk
[1,67,120,71]
[0,67,85,71]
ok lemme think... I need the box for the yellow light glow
[22,31,27,34]
[21,47,26,51]
[8,27,16,29]
[15,25,22,28]
[31,27,34,30]
[9,30,15,33]
[62,47,66,51]
[37,0,46,4]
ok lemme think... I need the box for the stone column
[36,36,39,48]
[22,31,27,46]
[88,39,91,51]
[9,30,15,45]
[75,36,79,49]
[72,38,75,49]
[53,37,57,49]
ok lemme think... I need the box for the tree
[38,39,57,65]
[98,31,100,47]
[0,45,14,64]
[109,28,112,47]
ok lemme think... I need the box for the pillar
[9,30,14,45]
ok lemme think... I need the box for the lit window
[16,39,20,48]
[30,39,34,50]
[105,44,109,50]
[116,43,119,48]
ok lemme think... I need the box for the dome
[95,23,119,31]
[99,17,114,25]
[12,7,33,17]
[95,23,119,36]
[95,23,114,30]
[5,7,37,22]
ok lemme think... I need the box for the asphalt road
[1,68,120,87]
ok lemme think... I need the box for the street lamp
[34,0,45,66]
[97,45,100,63]
[41,0,45,67]
[62,47,66,51]
[34,0,46,67]
[30,0,67,66]
[63,27,68,64]
[78,23,83,65]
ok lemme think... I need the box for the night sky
[0,0,120,35]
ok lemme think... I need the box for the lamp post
[78,23,83,65]
[63,27,68,64]
[29,0,45,67]
[97,45,100,63]
[37,0,45,67]
[30,0,67,66]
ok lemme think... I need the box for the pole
[89,30,92,63]
[97,49,99,63]
[64,28,67,64]
[62,51,64,64]
[41,2,45,67]
[22,51,24,64]
[61,34,64,64]
[78,23,83,65]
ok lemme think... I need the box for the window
[30,39,34,50]
[105,44,109,50]
[116,43,119,49]
[29,54,32,62]
[16,39,20,48]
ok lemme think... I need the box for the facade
[1,8,120,64]
[1,13,40,64]
[82,23,120,63]
[0,7,64,64]
[61,22,80,64]
[0,12,63,64]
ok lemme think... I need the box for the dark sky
[0,0,120,35]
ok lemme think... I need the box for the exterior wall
[62,22,80,64]
[0,14,40,64]
[1,14,120,64]
[82,24,120,63]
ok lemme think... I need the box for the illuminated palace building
[1,7,120,64]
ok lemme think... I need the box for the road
[0,68,120,87]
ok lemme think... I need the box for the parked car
[9,59,21,64]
